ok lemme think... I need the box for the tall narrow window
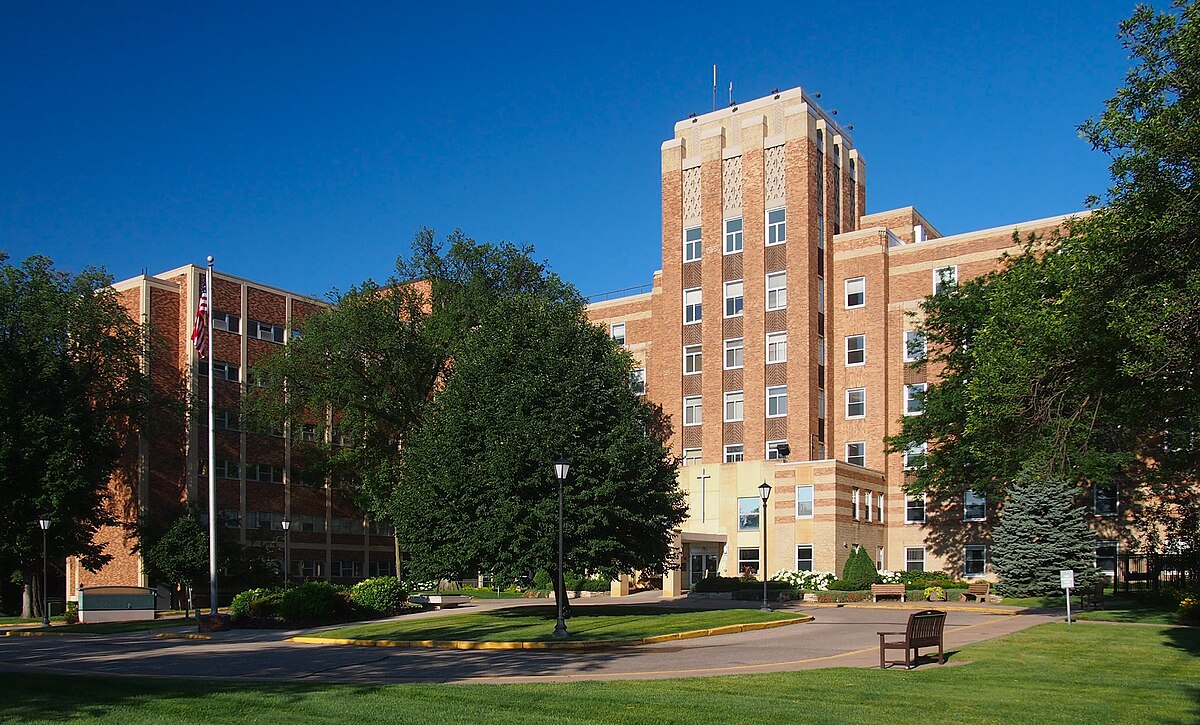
[766,271,787,310]
[906,547,925,572]
[767,385,788,417]
[817,277,825,310]
[723,390,744,422]
[724,217,743,254]
[766,208,786,245]
[683,396,702,426]
[630,369,646,396]
[684,226,702,262]
[816,390,825,419]
[845,334,866,366]
[904,330,927,362]
[846,441,866,467]
[904,383,927,415]
[845,277,865,308]
[865,491,873,522]
[878,494,885,523]
[724,338,744,369]
[963,490,987,521]
[683,288,702,324]
[610,322,625,346]
[724,280,744,317]
[846,388,866,419]
[738,498,761,531]
[964,545,987,577]
[795,485,814,518]
[905,495,926,524]
[852,488,861,519]
[683,344,702,375]
[1095,485,1119,516]
[766,332,787,364]
[934,266,958,294]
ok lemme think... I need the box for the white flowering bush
[771,569,837,591]
[877,569,904,584]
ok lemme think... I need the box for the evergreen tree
[992,469,1098,597]
[841,545,878,590]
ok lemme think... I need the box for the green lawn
[1076,605,1181,625]
[47,618,195,635]
[1,623,1197,723]
[0,616,46,625]
[315,605,802,642]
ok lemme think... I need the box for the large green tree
[393,293,686,606]
[246,229,579,572]
[888,2,1200,561]
[0,254,152,615]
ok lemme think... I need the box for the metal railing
[586,283,654,304]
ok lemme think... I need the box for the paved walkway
[0,594,1055,684]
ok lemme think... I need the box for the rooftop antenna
[729,81,734,106]
[712,64,717,112]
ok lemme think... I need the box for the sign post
[1060,569,1075,624]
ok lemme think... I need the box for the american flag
[191,282,209,358]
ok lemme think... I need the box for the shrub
[533,570,553,591]
[230,587,276,622]
[691,576,742,593]
[772,570,836,591]
[841,547,879,590]
[64,601,78,625]
[815,590,872,603]
[350,577,407,616]
[1180,595,1200,625]
[278,581,349,624]
[249,591,284,619]
[898,570,956,588]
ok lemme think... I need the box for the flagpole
[206,256,218,615]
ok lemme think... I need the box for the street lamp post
[552,457,570,639]
[37,518,50,626]
[758,482,772,612]
[281,519,291,590]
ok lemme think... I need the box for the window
[846,441,866,467]
[1096,541,1119,577]
[964,490,987,521]
[767,385,788,417]
[766,440,789,460]
[213,312,240,333]
[796,545,814,572]
[331,517,363,534]
[683,288,702,324]
[766,332,787,364]
[610,322,626,345]
[817,336,826,365]
[683,345,703,375]
[865,491,873,521]
[682,448,702,466]
[200,361,240,382]
[845,277,865,308]
[906,547,925,572]
[724,338,744,369]
[906,494,926,524]
[368,560,396,577]
[252,320,286,344]
[934,266,958,294]
[630,368,646,396]
[816,390,825,419]
[852,488,861,519]
[766,271,787,310]
[904,383,927,415]
[846,388,866,419]
[817,276,825,310]
[903,442,927,470]
[215,459,241,479]
[724,280,744,317]
[1095,485,1119,516]
[683,396,702,427]
[369,520,394,536]
[766,208,786,245]
[248,464,284,484]
[724,390,744,422]
[796,485,814,518]
[738,547,761,576]
[878,494,885,523]
[723,444,744,463]
[877,546,885,570]
[904,330,927,362]
[964,545,987,577]
[296,514,325,533]
[737,497,761,531]
[215,410,241,431]
[724,217,743,254]
[290,328,303,341]
[845,335,865,366]
[684,226,702,262]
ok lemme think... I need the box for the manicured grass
[440,588,530,599]
[1,623,1197,723]
[48,618,195,635]
[315,605,803,642]
[1075,605,1181,625]
[0,616,45,625]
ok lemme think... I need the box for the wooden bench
[960,581,990,603]
[871,584,907,603]
[1080,581,1105,610]
[878,609,947,669]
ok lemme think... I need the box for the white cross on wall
[696,468,711,522]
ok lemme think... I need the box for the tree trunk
[393,536,402,581]
[21,579,32,619]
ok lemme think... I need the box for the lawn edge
[288,613,813,650]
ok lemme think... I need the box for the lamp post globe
[281,519,291,590]
[758,482,772,612]
[37,518,50,626]
[552,457,570,639]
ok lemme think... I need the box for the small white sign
[1060,569,1075,589]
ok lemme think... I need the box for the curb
[4,630,76,638]
[287,614,813,650]
[154,632,214,640]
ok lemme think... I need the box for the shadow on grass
[1162,623,1200,657]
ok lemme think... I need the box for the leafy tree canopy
[392,293,686,587]
[0,254,152,578]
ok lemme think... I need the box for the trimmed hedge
[230,587,276,622]
[279,581,351,624]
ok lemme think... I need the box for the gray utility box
[77,586,157,623]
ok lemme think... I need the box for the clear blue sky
[0,1,1151,300]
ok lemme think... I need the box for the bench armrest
[877,631,905,636]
